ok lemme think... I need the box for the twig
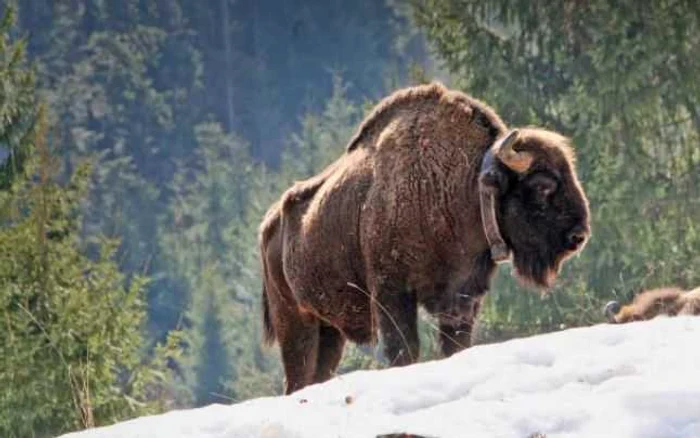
[209,392,236,402]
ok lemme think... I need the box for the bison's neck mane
[345,82,506,153]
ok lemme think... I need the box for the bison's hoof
[491,243,510,263]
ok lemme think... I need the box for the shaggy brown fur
[259,82,590,394]
[606,287,700,323]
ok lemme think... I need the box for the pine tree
[0,110,181,437]
[0,10,181,435]
[160,122,281,403]
[0,5,37,190]
[15,1,207,343]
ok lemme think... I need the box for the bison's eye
[526,173,558,205]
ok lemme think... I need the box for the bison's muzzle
[566,225,589,252]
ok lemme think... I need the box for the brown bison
[259,82,591,394]
[605,287,700,323]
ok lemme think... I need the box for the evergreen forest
[1,1,698,436]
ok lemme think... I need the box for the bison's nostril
[566,226,588,249]
[570,233,585,245]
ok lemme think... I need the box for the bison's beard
[511,247,574,289]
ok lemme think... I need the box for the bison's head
[479,128,590,288]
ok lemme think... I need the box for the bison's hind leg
[280,319,347,392]
[276,312,321,395]
[314,324,346,383]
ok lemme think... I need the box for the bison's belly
[283,235,374,343]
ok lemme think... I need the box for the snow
[59,316,700,438]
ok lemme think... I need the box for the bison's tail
[261,280,276,345]
[259,202,280,346]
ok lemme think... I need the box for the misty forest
[1,0,698,436]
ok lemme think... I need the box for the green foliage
[36,6,202,278]
[411,0,700,337]
[22,2,206,344]
[160,122,282,404]
[0,113,180,437]
[0,5,36,190]
[0,12,181,435]
[280,75,364,179]
[173,0,426,162]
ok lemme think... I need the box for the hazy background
[1,1,698,436]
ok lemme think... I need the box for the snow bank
[59,317,700,438]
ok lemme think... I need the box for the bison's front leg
[438,295,483,357]
[375,285,420,367]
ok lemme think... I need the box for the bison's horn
[495,129,533,174]
[604,301,621,323]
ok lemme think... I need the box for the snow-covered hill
[59,317,700,438]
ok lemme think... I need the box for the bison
[604,287,700,323]
[259,82,591,394]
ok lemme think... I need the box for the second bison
[605,287,700,323]
[260,82,591,394]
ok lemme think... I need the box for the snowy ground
[59,316,700,438]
